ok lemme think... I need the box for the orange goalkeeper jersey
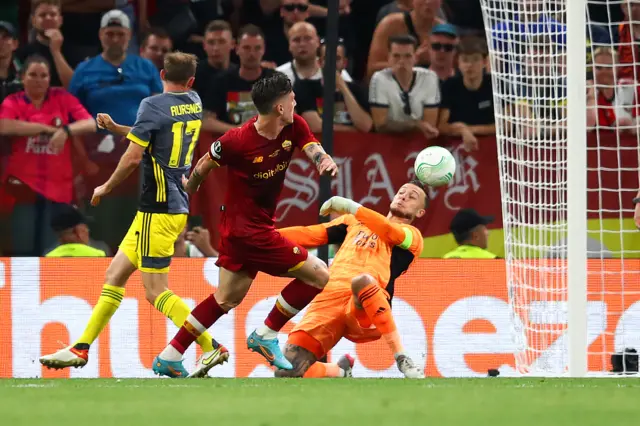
[279,207,423,300]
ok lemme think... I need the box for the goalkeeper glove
[320,196,361,216]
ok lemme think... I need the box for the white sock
[255,324,278,340]
[160,345,183,362]
[338,368,345,378]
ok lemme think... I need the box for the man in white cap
[67,9,162,244]
[68,9,162,136]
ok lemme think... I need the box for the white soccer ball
[413,146,456,187]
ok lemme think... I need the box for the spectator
[45,204,107,257]
[443,208,498,259]
[174,225,219,258]
[438,36,494,152]
[56,0,121,67]
[202,24,275,133]
[0,21,21,103]
[263,0,312,66]
[193,20,237,96]
[369,35,439,138]
[295,40,372,133]
[377,0,448,24]
[139,27,173,71]
[277,21,349,81]
[16,0,73,88]
[68,10,162,137]
[429,23,458,82]
[376,0,413,24]
[179,0,232,58]
[367,0,445,80]
[0,55,97,256]
[277,22,321,83]
[512,35,567,138]
[587,47,638,134]
[277,22,353,84]
[617,1,640,80]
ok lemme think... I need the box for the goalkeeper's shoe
[337,354,355,378]
[39,344,89,369]
[396,355,424,379]
[247,330,293,370]
[152,356,189,378]
[188,338,230,378]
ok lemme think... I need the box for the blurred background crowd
[0,0,636,260]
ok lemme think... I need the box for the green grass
[0,378,637,426]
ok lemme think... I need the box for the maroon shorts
[216,229,309,279]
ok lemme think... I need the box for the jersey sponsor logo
[253,160,289,180]
[282,140,292,152]
[211,140,222,160]
[253,156,264,163]
[293,246,301,255]
[269,149,280,158]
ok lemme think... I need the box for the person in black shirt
[193,20,238,96]
[437,37,495,152]
[261,0,312,66]
[294,41,372,133]
[0,22,21,103]
[202,24,275,134]
[15,0,73,88]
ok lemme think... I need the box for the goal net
[480,0,640,376]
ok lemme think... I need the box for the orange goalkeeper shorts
[288,285,382,359]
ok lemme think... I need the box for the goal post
[480,0,639,377]
[565,0,588,378]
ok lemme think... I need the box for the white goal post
[480,0,640,376]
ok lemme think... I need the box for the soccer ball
[413,146,456,187]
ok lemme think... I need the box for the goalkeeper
[275,181,427,379]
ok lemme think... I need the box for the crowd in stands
[0,0,636,259]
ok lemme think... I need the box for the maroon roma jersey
[208,114,318,237]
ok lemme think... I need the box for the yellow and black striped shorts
[119,211,187,273]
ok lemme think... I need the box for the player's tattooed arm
[303,143,338,177]
[274,344,317,378]
[183,154,220,194]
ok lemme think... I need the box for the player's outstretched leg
[142,270,227,378]
[154,268,254,378]
[274,343,354,378]
[40,251,136,370]
[248,255,329,370]
[351,274,423,379]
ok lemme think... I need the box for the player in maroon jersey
[153,71,338,378]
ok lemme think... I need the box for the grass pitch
[1,378,636,426]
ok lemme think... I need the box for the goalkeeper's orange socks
[357,284,405,356]
[154,290,215,353]
[303,362,345,378]
[75,284,125,346]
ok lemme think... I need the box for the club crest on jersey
[282,140,292,151]
[293,246,301,255]
[211,140,222,160]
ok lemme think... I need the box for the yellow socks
[154,290,214,352]
[75,286,215,353]
[75,284,125,345]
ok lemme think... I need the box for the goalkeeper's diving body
[39,52,228,373]
[276,181,427,379]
